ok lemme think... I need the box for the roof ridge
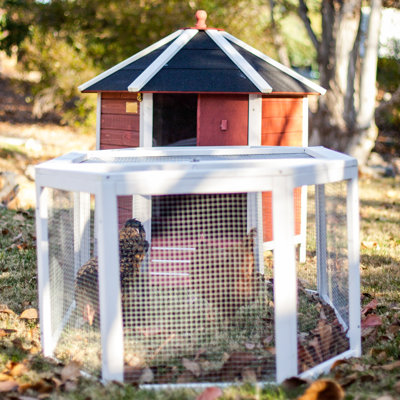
[128,29,198,92]
[206,30,272,94]
[222,31,326,95]
[78,29,183,92]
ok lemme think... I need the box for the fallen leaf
[298,379,345,400]
[0,373,11,382]
[61,361,81,382]
[362,298,378,315]
[10,362,27,377]
[244,342,255,350]
[361,241,379,249]
[282,376,309,389]
[176,370,195,384]
[0,328,17,337]
[361,314,382,328]
[241,367,257,382]
[182,358,201,377]
[330,359,348,371]
[317,320,332,357]
[139,367,154,384]
[1,228,10,235]
[196,387,223,400]
[394,381,400,394]
[0,304,15,315]
[220,352,258,381]
[20,308,38,320]
[0,379,18,392]
[308,337,323,363]
[378,360,400,371]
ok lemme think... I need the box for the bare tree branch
[269,0,291,67]
[298,0,320,52]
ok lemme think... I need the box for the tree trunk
[305,0,382,165]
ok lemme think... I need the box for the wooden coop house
[78,10,326,258]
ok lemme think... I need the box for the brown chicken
[75,218,149,326]
[190,228,260,320]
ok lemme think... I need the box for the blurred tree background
[0,0,399,163]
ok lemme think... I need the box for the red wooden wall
[100,92,140,226]
[100,92,140,149]
[261,97,304,242]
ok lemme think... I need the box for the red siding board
[101,129,139,147]
[262,98,303,118]
[101,114,139,131]
[262,117,303,134]
[102,99,140,115]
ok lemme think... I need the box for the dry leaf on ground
[196,387,223,400]
[361,314,382,328]
[182,358,201,377]
[298,379,345,400]
[0,379,19,392]
[20,308,38,320]
[60,361,81,383]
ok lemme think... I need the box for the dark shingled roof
[80,30,324,94]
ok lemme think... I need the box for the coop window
[153,93,197,146]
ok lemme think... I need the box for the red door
[197,94,248,146]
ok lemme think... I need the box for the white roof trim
[78,29,183,92]
[222,31,326,95]
[128,29,198,92]
[206,30,272,94]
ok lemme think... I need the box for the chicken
[190,228,259,320]
[75,218,149,326]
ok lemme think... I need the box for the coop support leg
[73,192,91,275]
[316,184,328,299]
[97,181,124,382]
[346,177,361,355]
[299,185,307,263]
[247,192,264,273]
[272,178,298,382]
[36,185,54,357]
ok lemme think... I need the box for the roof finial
[195,10,207,30]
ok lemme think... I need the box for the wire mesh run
[42,185,353,385]
[36,146,360,385]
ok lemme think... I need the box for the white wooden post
[248,94,262,146]
[273,177,298,382]
[299,96,309,262]
[73,192,91,274]
[36,185,54,356]
[139,93,153,147]
[96,93,101,150]
[346,177,361,355]
[316,184,328,298]
[96,181,124,382]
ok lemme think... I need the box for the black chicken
[75,218,149,326]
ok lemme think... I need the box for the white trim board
[222,31,326,95]
[78,30,183,92]
[206,30,272,94]
[128,29,198,92]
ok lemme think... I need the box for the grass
[0,176,400,398]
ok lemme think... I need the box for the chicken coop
[35,145,361,386]
[78,10,327,258]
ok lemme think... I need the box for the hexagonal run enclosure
[35,146,361,386]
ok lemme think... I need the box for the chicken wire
[296,183,350,374]
[43,185,352,384]
[46,188,101,374]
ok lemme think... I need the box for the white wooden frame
[35,146,360,385]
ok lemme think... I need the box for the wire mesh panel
[121,192,275,384]
[46,188,101,375]
[296,184,350,374]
